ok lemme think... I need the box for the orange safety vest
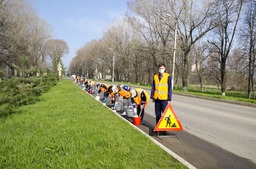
[153,73,169,100]
[118,85,131,99]
[100,84,109,93]
[132,88,149,108]
[89,80,95,87]
[110,92,115,101]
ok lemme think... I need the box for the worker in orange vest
[87,80,95,94]
[115,84,131,115]
[130,88,150,123]
[106,85,117,109]
[97,83,110,103]
[150,63,172,134]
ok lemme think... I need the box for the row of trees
[0,0,70,117]
[69,0,256,98]
[0,0,69,78]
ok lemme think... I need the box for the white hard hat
[130,88,136,98]
[112,85,118,93]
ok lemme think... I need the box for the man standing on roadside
[150,63,172,126]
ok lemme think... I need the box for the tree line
[0,0,69,79]
[0,0,69,117]
[69,0,255,99]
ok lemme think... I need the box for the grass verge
[0,79,187,169]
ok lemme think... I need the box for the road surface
[144,91,256,164]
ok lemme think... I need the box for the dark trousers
[104,92,109,99]
[155,100,168,124]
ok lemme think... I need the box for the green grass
[0,79,186,169]
[173,86,256,104]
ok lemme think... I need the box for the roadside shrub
[0,73,58,118]
[41,72,58,87]
[0,103,14,118]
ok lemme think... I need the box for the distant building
[191,64,200,72]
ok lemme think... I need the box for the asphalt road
[143,90,256,164]
[171,94,256,163]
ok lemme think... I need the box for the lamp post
[110,48,115,82]
[166,14,177,90]
[172,22,177,90]
[112,53,115,82]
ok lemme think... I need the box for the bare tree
[0,0,51,76]
[164,0,217,91]
[27,17,51,69]
[208,0,244,96]
[205,53,221,88]
[227,48,247,90]
[44,39,69,75]
[191,42,211,91]
[240,0,256,98]
[84,40,108,79]
[69,39,108,79]
[127,0,173,84]
[127,0,218,90]
[103,20,134,82]
[0,0,34,71]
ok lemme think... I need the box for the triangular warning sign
[154,103,183,131]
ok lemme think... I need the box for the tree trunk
[135,57,139,83]
[199,75,204,92]
[181,51,189,91]
[247,54,252,99]
[251,62,255,98]
[220,60,226,96]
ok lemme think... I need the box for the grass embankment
[0,79,186,169]
[174,86,256,104]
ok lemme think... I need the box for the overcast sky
[31,0,128,68]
